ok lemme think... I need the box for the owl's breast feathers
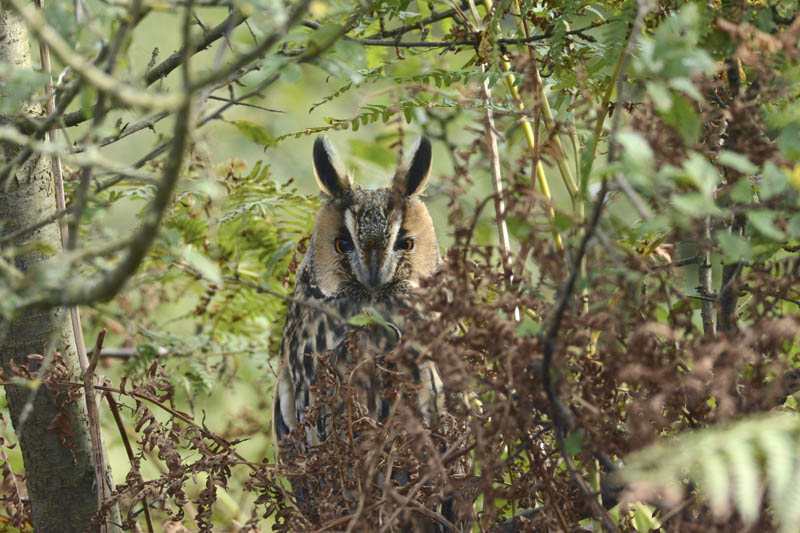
[273,260,408,446]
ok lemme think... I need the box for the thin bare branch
[301,18,615,49]
[189,0,314,90]
[8,0,185,111]
[361,2,467,39]
[145,9,248,86]
[22,100,193,309]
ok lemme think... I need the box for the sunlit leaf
[232,120,276,146]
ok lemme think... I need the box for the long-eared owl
[272,136,444,455]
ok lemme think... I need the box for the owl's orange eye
[334,237,353,255]
[396,237,414,251]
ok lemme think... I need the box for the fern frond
[623,413,800,532]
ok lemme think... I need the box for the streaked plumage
[273,136,444,456]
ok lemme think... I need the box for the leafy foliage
[1,0,800,531]
[623,413,800,533]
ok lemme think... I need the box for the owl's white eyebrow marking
[343,208,359,251]
[386,216,403,250]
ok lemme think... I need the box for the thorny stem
[0,6,148,187]
[145,8,247,86]
[124,71,280,173]
[362,2,469,39]
[719,59,746,333]
[56,7,247,130]
[540,1,649,531]
[188,0,314,90]
[540,180,617,533]
[0,7,253,240]
[302,18,615,49]
[700,217,716,334]
[582,46,626,186]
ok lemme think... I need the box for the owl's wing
[272,304,348,448]
[272,355,296,446]
[272,305,313,447]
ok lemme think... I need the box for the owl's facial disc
[343,204,403,290]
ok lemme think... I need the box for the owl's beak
[366,248,382,288]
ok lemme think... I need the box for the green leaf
[136,343,159,357]
[778,125,800,162]
[729,180,754,204]
[507,215,532,240]
[668,77,704,102]
[580,133,598,182]
[748,210,785,241]
[182,247,222,284]
[631,502,661,532]
[563,431,584,456]
[718,150,757,175]
[672,193,719,216]
[305,23,343,55]
[402,105,413,124]
[682,152,720,196]
[348,308,398,341]
[759,429,793,513]
[617,131,654,171]
[263,241,294,281]
[348,308,383,327]
[727,441,760,525]
[699,452,731,519]
[716,230,753,262]
[162,228,181,247]
[623,414,800,533]
[553,212,573,232]
[281,62,302,84]
[81,86,97,121]
[232,120,275,146]
[760,162,789,199]
[662,94,700,143]
[646,81,672,112]
[789,214,800,239]
[516,319,541,338]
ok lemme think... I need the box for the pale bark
[0,5,111,531]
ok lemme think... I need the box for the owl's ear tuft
[313,137,351,197]
[395,137,432,196]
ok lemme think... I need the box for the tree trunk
[0,6,114,531]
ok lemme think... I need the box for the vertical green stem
[480,0,564,251]
[582,47,627,194]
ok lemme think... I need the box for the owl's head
[305,137,440,299]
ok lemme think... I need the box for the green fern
[622,413,800,532]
